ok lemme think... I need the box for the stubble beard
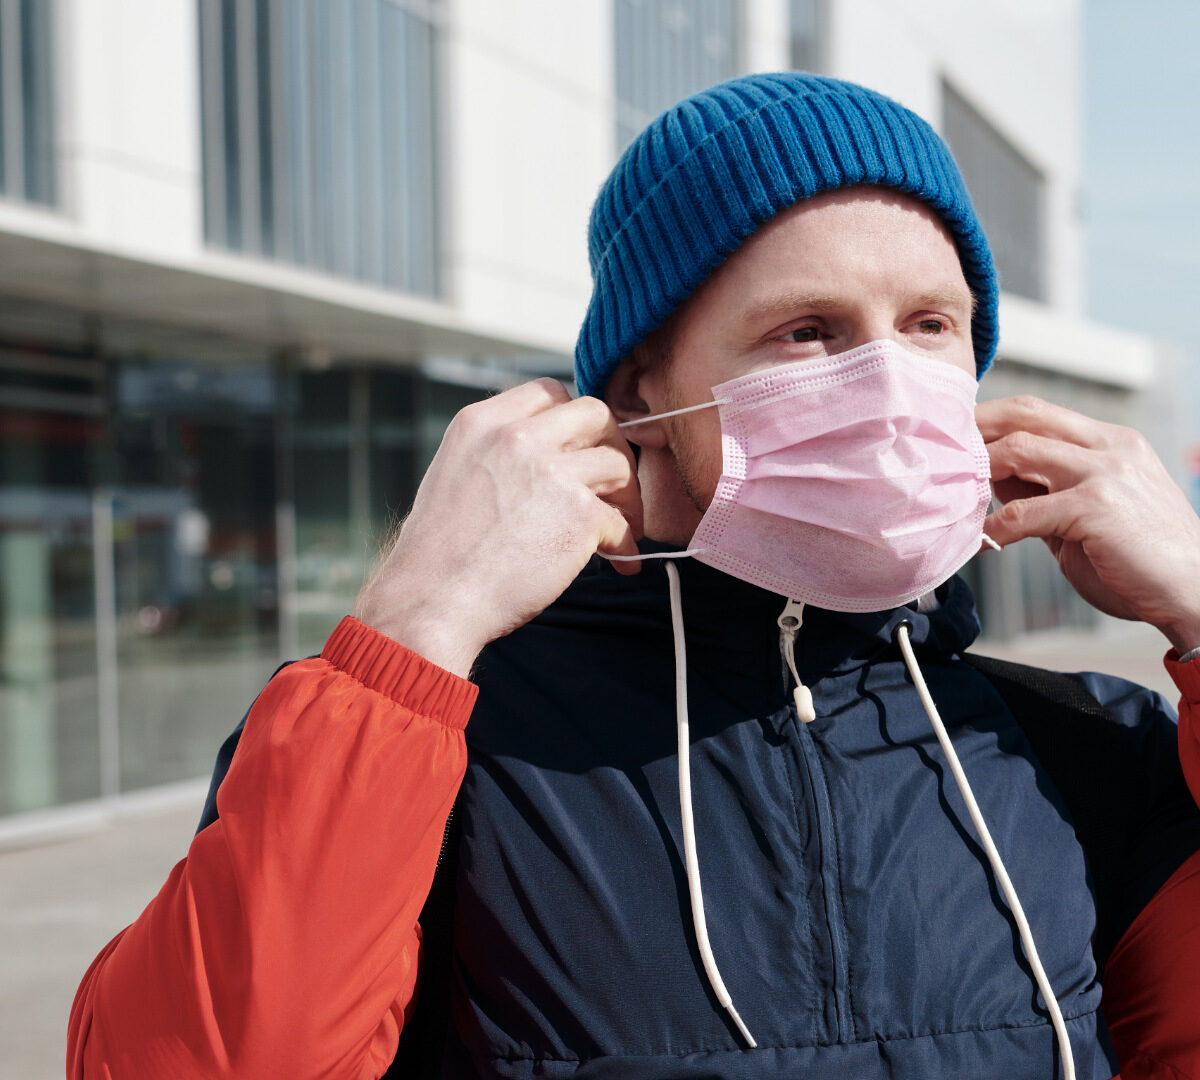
[664,391,719,517]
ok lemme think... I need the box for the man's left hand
[978,395,1200,654]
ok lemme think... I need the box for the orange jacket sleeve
[1103,651,1200,1080]
[66,616,477,1080]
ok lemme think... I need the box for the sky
[1085,0,1200,359]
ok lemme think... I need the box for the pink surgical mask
[616,338,992,611]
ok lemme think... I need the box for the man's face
[631,186,977,521]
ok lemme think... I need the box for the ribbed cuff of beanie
[321,616,478,728]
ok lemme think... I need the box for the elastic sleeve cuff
[321,616,478,729]
[1164,647,1200,706]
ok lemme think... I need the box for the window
[614,0,741,152]
[942,80,1046,303]
[0,0,56,206]
[198,0,441,296]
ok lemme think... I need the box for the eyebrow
[740,292,842,326]
[739,286,978,327]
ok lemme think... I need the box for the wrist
[354,581,485,679]
[1161,611,1200,658]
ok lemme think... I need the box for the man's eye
[917,319,945,334]
[784,327,819,342]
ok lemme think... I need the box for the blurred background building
[0,0,1181,826]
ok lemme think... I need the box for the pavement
[0,796,203,1080]
[0,619,1182,1079]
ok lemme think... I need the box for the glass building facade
[613,0,741,150]
[0,2,1142,823]
[943,79,1047,303]
[0,0,56,206]
[0,299,502,817]
[0,0,531,823]
[198,0,441,295]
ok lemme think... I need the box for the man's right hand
[354,378,643,677]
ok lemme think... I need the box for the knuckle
[1083,476,1118,509]
[449,400,489,439]
[532,376,570,402]
[535,454,565,487]
[1011,394,1047,417]
[576,394,611,424]
[994,499,1018,526]
[599,443,631,476]
[997,497,1029,527]
[1120,427,1150,455]
[496,421,533,455]
[571,485,597,516]
[1109,453,1137,482]
[1003,429,1037,460]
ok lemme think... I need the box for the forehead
[685,186,969,316]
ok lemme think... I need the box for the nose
[845,317,895,353]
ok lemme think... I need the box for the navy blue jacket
[202,549,1198,1078]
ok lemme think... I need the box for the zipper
[778,599,853,1042]
[434,802,456,871]
[777,599,815,722]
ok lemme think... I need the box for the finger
[594,501,642,575]
[471,377,573,425]
[571,446,644,538]
[976,395,1118,450]
[527,397,640,505]
[525,393,623,452]
[984,488,1091,548]
[985,430,1099,493]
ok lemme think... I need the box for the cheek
[671,413,725,502]
[947,341,977,379]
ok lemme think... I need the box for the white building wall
[826,0,1085,317]
[0,0,1110,374]
[59,0,202,260]
[441,0,1088,357]
[446,0,612,355]
[742,0,790,74]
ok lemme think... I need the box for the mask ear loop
[894,621,1075,1080]
[600,403,725,564]
[617,398,726,429]
[665,560,757,1048]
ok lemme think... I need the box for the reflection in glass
[0,360,103,814]
[290,366,439,656]
[110,359,280,793]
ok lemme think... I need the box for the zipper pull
[777,600,816,723]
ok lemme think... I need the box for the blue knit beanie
[574,72,998,399]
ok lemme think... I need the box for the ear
[605,350,669,449]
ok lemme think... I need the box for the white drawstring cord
[894,623,1076,1080]
[664,560,757,1048]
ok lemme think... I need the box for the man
[69,74,1200,1079]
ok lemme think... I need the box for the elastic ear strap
[599,548,704,562]
[618,398,724,428]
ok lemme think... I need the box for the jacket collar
[564,539,981,681]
